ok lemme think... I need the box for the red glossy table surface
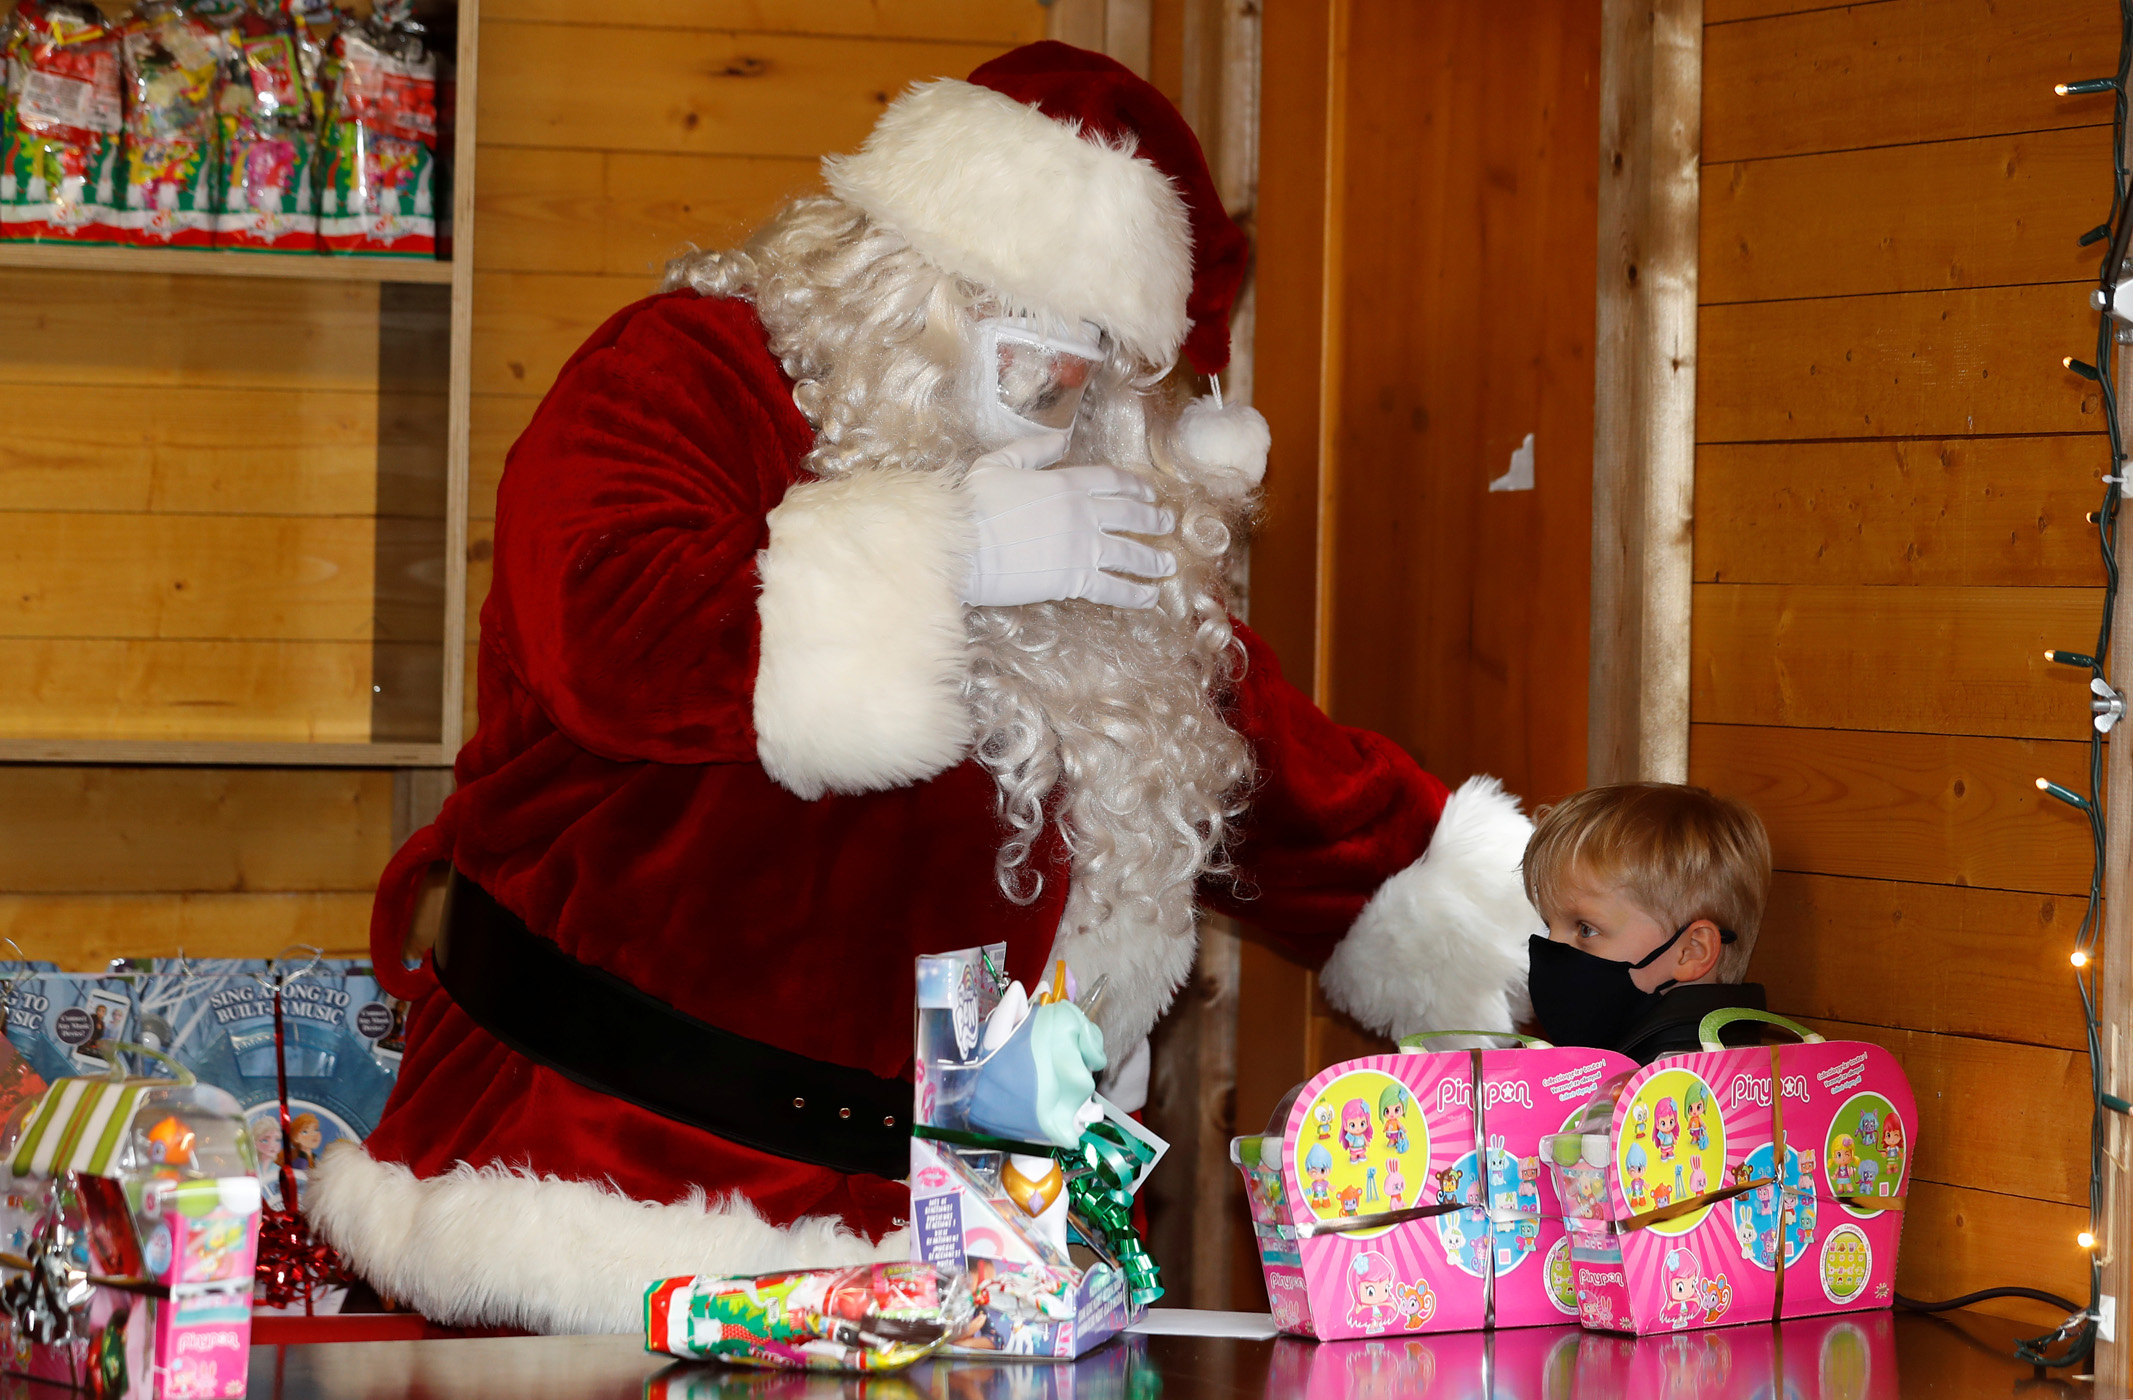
[238,1309,2098,1400]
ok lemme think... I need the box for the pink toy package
[1546,1010,1914,1336]
[1232,1036,1639,1338]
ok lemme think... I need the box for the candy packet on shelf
[645,1262,972,1372]
[210,0,316,250]
[0,0,126,244]
[117,0,220,246]
[317,0,434,257]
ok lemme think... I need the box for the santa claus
[309,41,1539,1333]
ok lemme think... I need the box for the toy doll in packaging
[0,1051,260,1400]
[118,0,220,247]
[1232,1034,1639,1338]
[317,0,434,256]
[1543,1010,1914,1336]
[909,948,1166,1359]
[210,0,316,250]
[0,0,125,244]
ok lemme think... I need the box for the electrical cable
[1932,0,2133,1369]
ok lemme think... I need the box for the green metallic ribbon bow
[910,1121,1164,1308]
[1062,1120,1163,1309]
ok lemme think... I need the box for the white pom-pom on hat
[1172,392,1270,495]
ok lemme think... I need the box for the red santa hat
[824,41,1251,377]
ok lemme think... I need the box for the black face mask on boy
[1526,923,1737,1049]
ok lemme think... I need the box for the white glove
[960,432,1178,610]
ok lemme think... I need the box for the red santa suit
[308,42,1537,1334]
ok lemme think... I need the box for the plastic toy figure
[1829,1134,1859,1193]
[1858,1159,1880,1196]
[1384,1158,1406,1210]
[1688,1156,1707,1197]
[1338,1184,1363,1217]
[144,1115,195,1168]
[1684,1085,1709,1152]
[1652,1097,1680,1161]
[1377,1083,1411,1155]
[1858,1109,1880,1148]
[1315,1104,1335,1141]
[1880,1116,1904,1174]
[1340,1098,1373,1165]
[1633,1101,1651,1140]
[1304,1143,1333,1207]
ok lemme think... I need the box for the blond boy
[1521,783,1772,1062]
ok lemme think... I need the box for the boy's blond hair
[1522,783,1771,983]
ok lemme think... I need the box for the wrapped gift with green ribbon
[909,946,1169,1358]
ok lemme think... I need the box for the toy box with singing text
[1232,1037,1638,1339]
[1547,1011,1914,1336]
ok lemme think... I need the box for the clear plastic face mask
[973,317,1106,447]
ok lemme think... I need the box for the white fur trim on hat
[824,80,1193,368]
[1319,775,1541,1042]
[755,468,974,800]
[307,1146,906,1334]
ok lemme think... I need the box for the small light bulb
[2081,1231,2098,1249]
[2074,950,2091,969]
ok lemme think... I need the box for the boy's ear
[1674,918,1725,983]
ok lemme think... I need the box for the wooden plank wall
[1230,0,1604,1307]
[0,1,1043,971]
[1693,0,2117,1323]
[464,0,1047,735]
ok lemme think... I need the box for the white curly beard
[669,195,1260,1056]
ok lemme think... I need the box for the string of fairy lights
[1999,0,2133,1368]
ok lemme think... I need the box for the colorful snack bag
[645,1263,972,1372]
[117,0,220,246]
[316,0,434,256]
[211,1,315,250]
[0,0,125,244]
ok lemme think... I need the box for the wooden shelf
[0,739,453,767]
[0,243,453,284]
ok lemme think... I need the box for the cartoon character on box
[1385,1158,1406,1210]
[1858,1110,1879,1147]
[1338,1185,1363,1217]
[1378,1084,1411,1155]
[1305,1143,1333,1206]
[1881,1118,1904,1174]
[1684,1085,1709,1152]
[1830,1135,1858,1193]
[1652,1098,1679,1161]
[1658,1246,1708,1330]
[1432,1166,1462,1206]
[1315,1105,1334,1141]
[1394,1279,1435,1330]
[1632,1102,1650,1140]
[1347,1253,1401,1335]
[1341,1099,1373,1164]
[1858,1160,1879,1197]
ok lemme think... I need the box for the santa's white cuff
[1319,775,1541,1041]
[307,1146,906,1334]
[754,468,974,800]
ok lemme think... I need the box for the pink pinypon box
[1231,1036,1639,1338]
[1547,1011,1914,1335]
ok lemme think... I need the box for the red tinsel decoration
[251,966,348,1313]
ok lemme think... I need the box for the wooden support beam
[1588,0,1700,784]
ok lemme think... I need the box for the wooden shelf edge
[0,739,452,767]
[0,243,453,284]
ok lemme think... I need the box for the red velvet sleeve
[1201,621,1451,966]
[486,293,816,765]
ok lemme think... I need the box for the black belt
[434,870,911,1180]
